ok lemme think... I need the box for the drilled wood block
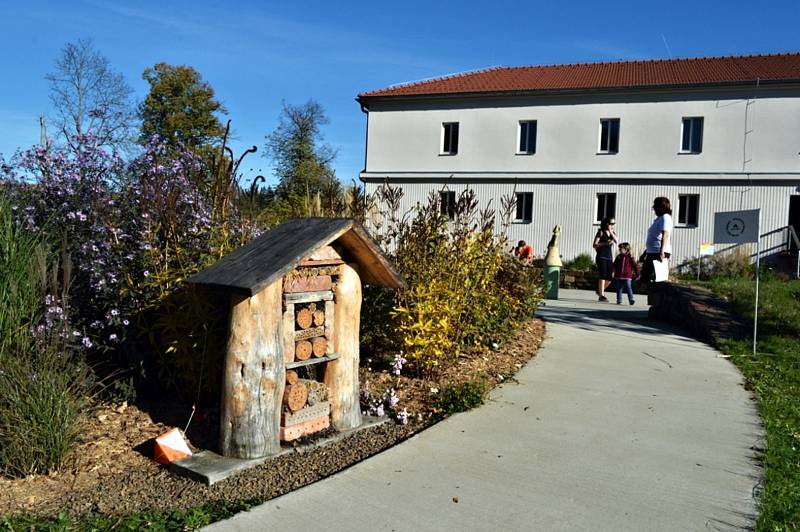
[284,290,334,305]
[295,326,325,341]
[296,308,314,329]
[312,337,327,357]
[295,340,312,361]
[280,414,330,441]
[284,275,333,294]
[281,401,330,427]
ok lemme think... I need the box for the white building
[357,53,800,264]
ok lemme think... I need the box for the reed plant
[0,198,91,477]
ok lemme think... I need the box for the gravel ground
[0,318,545,520]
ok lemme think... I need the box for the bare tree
[46,39,135,149]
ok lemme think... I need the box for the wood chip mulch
[0,318,545,520]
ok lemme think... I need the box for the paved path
[205,289,762,531]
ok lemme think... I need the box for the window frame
[677,193,700,227]
[517,120,537,155]
[514,192,534,223]
[441,122,459,155]
[440,190,456,220]
[595,192,617,223]
[680,117,704,154]
[597,118,620,154]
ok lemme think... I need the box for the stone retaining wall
[647,282,749,346]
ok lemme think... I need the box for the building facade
[357,54,800,264]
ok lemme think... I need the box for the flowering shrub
[2,136,130,353]
[363,184,542,376]
[1,124,256,397]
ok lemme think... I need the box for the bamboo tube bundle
[298,378,329,406]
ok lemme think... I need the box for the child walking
[613,243,640,305]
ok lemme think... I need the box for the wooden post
[324,263,362,430]
[221,281,285,459]
[324,300,335,354]
[282,302,295,364]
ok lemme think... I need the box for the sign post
[713,209,761,355]
[698,242,715,280]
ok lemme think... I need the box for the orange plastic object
[153,428,192,464]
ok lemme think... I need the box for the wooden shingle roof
[358,53,800,100]
[188,218,405,295]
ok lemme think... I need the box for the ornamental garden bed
[0,318,545,527]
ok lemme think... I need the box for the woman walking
[593,217,617,302]
[640,196,674,283]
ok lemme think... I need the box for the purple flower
[396,408,409,425]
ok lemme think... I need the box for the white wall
[364,180,799,265]
[363,87,800,178]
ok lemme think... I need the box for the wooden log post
[324,263,362,430]
[282,301,295,365]
[324,300,335,354]
[221,281,285,459]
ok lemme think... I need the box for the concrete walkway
[205,289,762,532]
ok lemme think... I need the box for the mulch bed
[0,318,545,520]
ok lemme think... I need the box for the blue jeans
[616,279,634,303]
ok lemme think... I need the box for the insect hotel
[188,218,405,460]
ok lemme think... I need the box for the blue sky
[1,0,798,187]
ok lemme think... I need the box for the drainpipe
[357,98,369,184]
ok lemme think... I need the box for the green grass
[0,500,255,531]
[708,274,800,531]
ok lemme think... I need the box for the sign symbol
[726,218,746,237]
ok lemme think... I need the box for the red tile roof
[358,53,800,99]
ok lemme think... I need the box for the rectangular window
[681,117,703,153]
[440,190,456,220]
[515,192,533,223]
[678,194,700,226]
[596,193,616,222]
[518,121,537,154]
[442,122,459,155]
[599,118,620,153]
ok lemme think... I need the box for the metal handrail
[710,224,800,279]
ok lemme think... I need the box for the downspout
[358,98,369,184]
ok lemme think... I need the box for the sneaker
[629,299,636,306]
[616,301,622,305]
[598,296,609,303]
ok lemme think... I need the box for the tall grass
[0,198,91,477]
[0,197,46,358]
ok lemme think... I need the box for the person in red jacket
[513,240,534,263]
[613,242,640,305]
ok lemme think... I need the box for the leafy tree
[139,63,226,151]
[45,39,135,150]
[264,100,339,215]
